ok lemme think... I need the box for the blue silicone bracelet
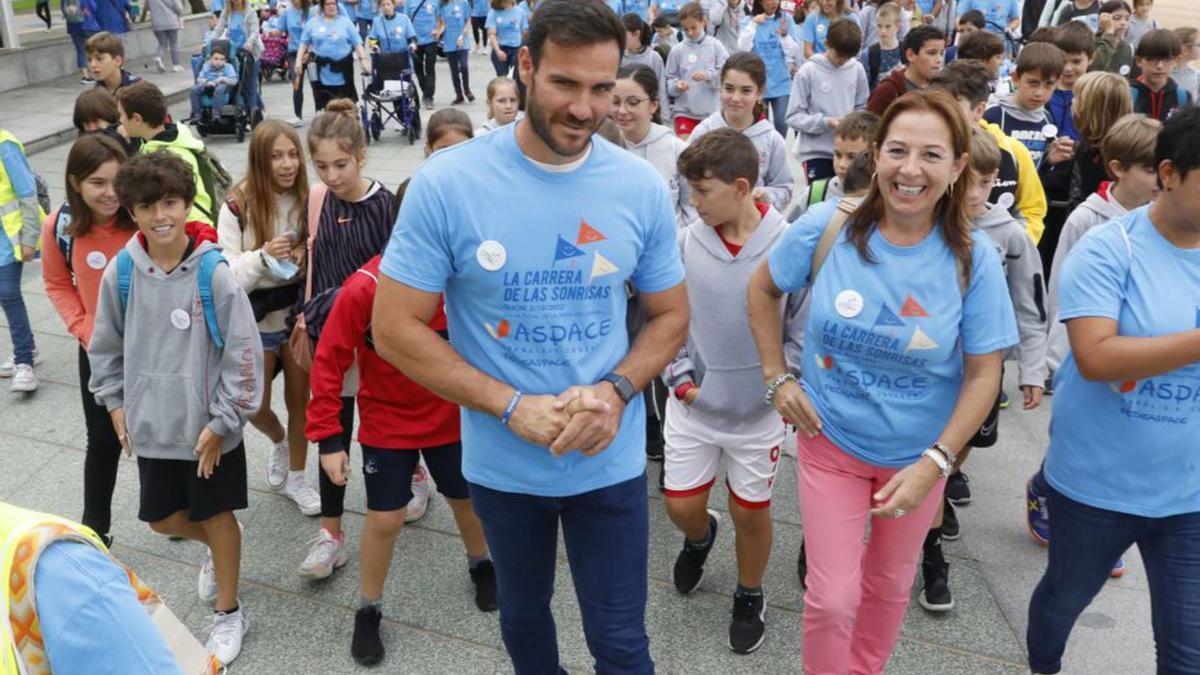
[501,390,522,426]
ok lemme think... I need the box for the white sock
[288,470,305,483]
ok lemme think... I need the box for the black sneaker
[645,419,665,461]
[797,539,807,590]
[673,513,717,594]
[999,390,1011,409]
[728,591,766,654]
[941,498,961,540]
[946,471,971,506]
[919,558,954,612]
[469,560,498,612]
[351,605,385,665]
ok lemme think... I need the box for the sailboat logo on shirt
[554,235,586,263]
[577,220,606,245]
[485,319,511,339]
[873,303,906,329]
[906,326,939,352]
[814,353,834,370]
[899,294,930,318]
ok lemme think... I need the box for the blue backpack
[115,247,228,350]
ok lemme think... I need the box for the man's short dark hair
[1155,105,1200,188]
[958,9,985,29]
[930,60,992,107]
[1025,26,1058,45]
[827,18,863,58]
[1054,20,1097,58]
[835,110,880,143]
[842,151,875,194]
[1014,42,1065,78]
[116,81,168,128]
[73,88,119,132]
[677,128,759,186]
[527,0,626,68]
[1136,28,1183,61]
[903,25,945,60]
[957,30,1004,61]
[116,151,196,208]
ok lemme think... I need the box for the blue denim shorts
[260,329,288,354]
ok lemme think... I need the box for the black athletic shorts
[361,441,468,512]
[967,390,1002,449]
[137,442,249,523]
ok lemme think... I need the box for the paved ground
[0,47,1165,674]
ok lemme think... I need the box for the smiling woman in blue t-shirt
[747,89,1017,674]
[295,0,371,110]
[1025,106,1200,675]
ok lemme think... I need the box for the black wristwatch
[599,372,637,405]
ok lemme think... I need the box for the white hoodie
[624,123,695,227]
[1046,183,1131,371]
[688,112,795,212]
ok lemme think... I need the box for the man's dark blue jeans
[1027,481,1200,674]
[469,474,653,675]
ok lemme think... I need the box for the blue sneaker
[1026,478,1050,546]
[1110,557,1126,579]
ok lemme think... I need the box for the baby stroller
[260,32,290,81]
[190,39,258,143]
[359,52,421,145]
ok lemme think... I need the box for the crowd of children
[1,0,1198,672]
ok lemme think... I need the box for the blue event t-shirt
[228,11,246,52]
[768,200,1018,467]
[405,0,440,44]
[369,12,415,53]
[957,0,1019,34]
[472,0,489,18]
[485,6,527,48]
[380,126,685,496]
[800,11,856,54]
[284,5,314,52]
[439,0,472,52]
[1046,207,1200,518]
[301,15,362,85]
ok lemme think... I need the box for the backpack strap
[809,199,858,284]
[116,249,133,314]
[226,196,242,231]
[807,178,828,208]
[197,248,228,350]
[302,183,329,308]
[53,203,73,273]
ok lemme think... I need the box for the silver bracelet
[763,372,797,405]
[922,448,952,478]
[930,442,957,466]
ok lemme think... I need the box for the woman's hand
[772,379,821,438]
[1021,385,1043,410]
[321,451,350,486]
[110,408,132,457]
[263,234,293,259]
[870,456,943,519]
[194,427,224,479]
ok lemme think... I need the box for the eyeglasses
[612,95,649,110]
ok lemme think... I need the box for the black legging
[470,15,486,46]
[317,396,356,518]
[35,0,51,29]
[413,42,438,101]
[288,50,310,119]
[79,346,122,536]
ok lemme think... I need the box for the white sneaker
[298,528,349,579]
[10,365,37,393]
[198,550,219,602]
[172,64,185,73]
[284,472,321,517]
[266,440,289,490]
[0,349,42,377]
[404,463,430,523]
[288,116,303,128]
[205,606,249,665]
[154,56,165,73]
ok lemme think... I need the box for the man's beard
[525,78,600,159]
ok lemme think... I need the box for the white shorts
[662,397,786,508]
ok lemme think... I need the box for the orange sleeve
[40,211,90,346]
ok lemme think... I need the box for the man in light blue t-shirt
[372,2,688,673]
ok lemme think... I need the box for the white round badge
[85,251,108,270]
[1041,123,1058,139]
[997,192,1015,210]
[170,308,192,331]
[835,289,864,318]
[1119,64,1131,76]
[820,82,832,94]
[687,53,697,63]
[476,240,507,272]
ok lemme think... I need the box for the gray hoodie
[88,237,264,461]
[664,206,797,428]
[785,53,870,163]
[664,36,729,121]
[707,0,745,54]
[1046,187,1129,371]
[688,113,794,213]
[624,123,695,227]
[147,0,183,33]
[973,203,1048,388]
[622,47,671,122]
[983,94,1053,167]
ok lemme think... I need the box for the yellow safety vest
[0,131,44,262]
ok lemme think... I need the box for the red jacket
[867,67,913,117]
[306,256,459,453]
